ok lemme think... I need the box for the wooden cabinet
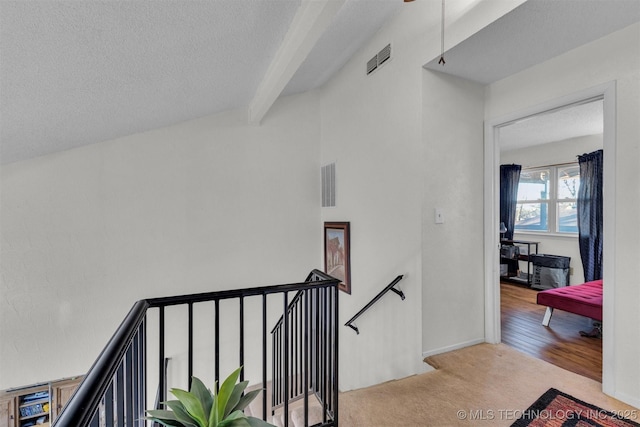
[0,377,81,427]
[51,379,81,420]
[0,396,15,427]
[16,385,50,427]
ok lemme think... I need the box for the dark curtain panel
[500,164,522,241]
[577,149,604,282]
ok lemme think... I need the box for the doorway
[483,83,616,393]
[497,97,604,381]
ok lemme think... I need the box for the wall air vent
[321,163,336,207]
[366,43,392,75]
[377,43,391,66]
[366,55,378,75]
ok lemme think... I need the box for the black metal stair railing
[52,269,339,427]
[271,270,339,426]
[344,275,405,334]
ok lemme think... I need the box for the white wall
[318,7,428,392]
[0,91,322,390]
[421,71,486,355]
[317,0,524,390]
[501,134,603,285]
[485,22,640,407]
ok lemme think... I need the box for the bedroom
[498,98,604,381]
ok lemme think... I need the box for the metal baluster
[321,287,327,423]
[116,362,125,426]
[125,343,134,426]
[215,299,220,393]
[138,320,146,426]
[303,289,309,427]
[188,302,194,389]
[327,286,333,417]
[104,381,114,427]
[293,298,298,398]
[333,282,340,425]
[314,287,320,394]
[283,292,289,427]
[158,306,165,407]
[263,293,268,421]
[239,297,245,382]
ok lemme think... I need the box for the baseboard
[421,338,485,359]
[613,391,640,411]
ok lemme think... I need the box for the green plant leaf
[145,416,185,427]
[234,389,262,412]
[209,388,219,427]
[218,367,242,420]
[146,409,179,420]
[218,410,247,426]
[223,419,252,427]
[191,377,214,420]
[225,380,249,415]
[165,399,200,427]
[172,388,208,427]
[246,416,277,427]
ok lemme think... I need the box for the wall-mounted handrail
[344,275,404,334]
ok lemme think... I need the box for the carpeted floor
[338,343,638,426]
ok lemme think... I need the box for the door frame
[483,81,616,395]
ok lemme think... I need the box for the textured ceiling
[499,100,604,152]
[282,0,402,97]
[425,0,639,150]
[0,0,402,164]
[1,0,638,164]
[424,0,640,84]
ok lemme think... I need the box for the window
[515,164,580,234]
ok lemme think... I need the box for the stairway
[245,381,326,427]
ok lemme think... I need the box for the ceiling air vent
[366,43,392,75]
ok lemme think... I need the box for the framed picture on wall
[324,221,351,294]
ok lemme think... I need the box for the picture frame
[324,221,351,294]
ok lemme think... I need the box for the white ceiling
[499,99,604,152]
[0,0,403,164]
[1,0,639,164]
[425,0,640,151]
[425,0,640,84]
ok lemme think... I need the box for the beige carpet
[339,343,638,426]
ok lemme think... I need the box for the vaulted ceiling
[0,0,404,164]
[1,0,638,164]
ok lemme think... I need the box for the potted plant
[146,367,275,427]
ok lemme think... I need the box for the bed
[536,279,603,326]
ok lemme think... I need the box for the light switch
[435,208,445,224]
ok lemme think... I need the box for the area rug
[511,388,640,427]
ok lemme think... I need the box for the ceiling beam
[248,0,345,125]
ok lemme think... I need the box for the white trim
[514,231,578,240]
[484,114,501,344]
[484,81,616,394]
[601,82,616,396]
[422,338,485,359]
[614,392,640,410]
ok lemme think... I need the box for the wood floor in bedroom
[500,281,602,382]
